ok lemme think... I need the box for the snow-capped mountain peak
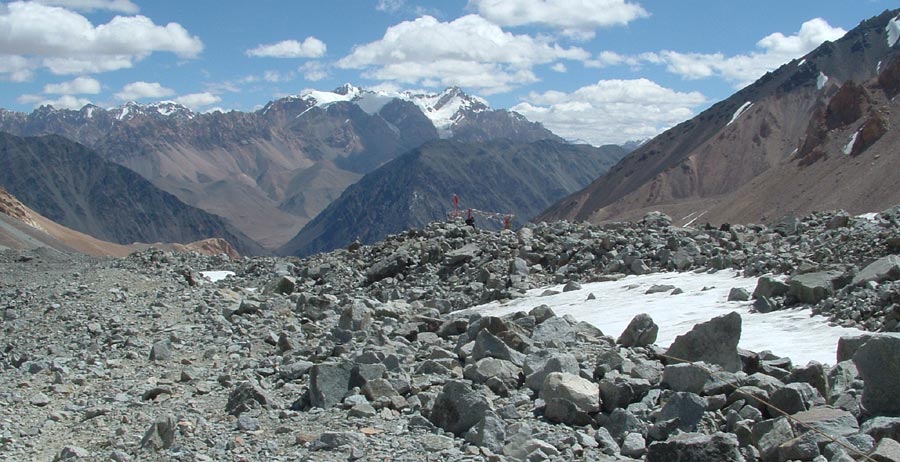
[108,101,195,121]
[291,84,493,137]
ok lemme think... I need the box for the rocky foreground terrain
[2,208,900,461]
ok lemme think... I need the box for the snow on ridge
[296,85,492,137]
[887,16,900,47]
[817,72,829,90]
[727,101,753,126]
[843,130,860,155]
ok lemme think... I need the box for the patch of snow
[857,212,879,221]
[877,60,883,74]
[790,147,799,157]
[887,16,900,47]
[798,58,806,66]
[116,104,131,120]
[467,270,865,365]
[83,106,94,118]
[200,271,234,283]
[843,130,859,155]
[727,101,752,126]
[817,72,829,90]
[683,210,707,228]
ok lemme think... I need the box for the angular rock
[870,438,900,462]
[852,255,900,286]
[310,431,366,451]
[464,411,506,453]
[658,392,708,432]
[463,358,521,393]
[429,380,493,436]
[338,304,373,331]
[768,382,820,417]
[620,432,647,458]
[226,381,272,416]
[309,362,353,409]
[539,372,600,414]
[853,335,900,416]
[617,313,659,347]
[662,362,713,394]
[646,432,743,462]
[753,276,789,299]
[148,340,173,362]
[728,287,751,302]
[789,270,847,304]
[472,329,525,366]
[140,414,177,450]
[791,407,859,446]
[666,312,742,372]
[752,417,794,462]
[524,353,579,392]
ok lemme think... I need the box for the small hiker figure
[465,209,475,228]
[503,215,512,230]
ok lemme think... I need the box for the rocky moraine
[2,208,900,461]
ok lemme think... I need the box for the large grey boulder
[524,353,579,392]
[666,312,742,372]
[870,437,900,462]
[657,392,708,432]
[852,255,900,286]
[599,375,652,412]
[463,358,521,393]
[854,335,900,416]
[429,380,493,436]
[308,362,353,408]
[472,329,525,366]
[751,417,794,462]
[788,270,847,304]
[767,382,820,416]
[646,432,743,462]
[338,304,373,331]
[540,372,600,415]
[753,276,789,299]
[662,362,713,394]
[791,407,859,447]
[617,313,659,347]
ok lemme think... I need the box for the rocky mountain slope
[1,205,899,461]
[279,139,627,257]
[540,9,900,227]
[0,186,241,258]
[0,86,558,249]
[0,132,263,255]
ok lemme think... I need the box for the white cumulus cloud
[114,81,174,101]
[42,76,101,94]
[174,92,221,109]
[17,93,92,109]
[246,37,327,58]
[34,0,139,13]
[0,1,203,79]
[300,61,328,81]
[654,18,846,87]
[512,79,706,145]
[468,0,649,39]
[337,14,590,94]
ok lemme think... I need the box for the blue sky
[0,0,895,144]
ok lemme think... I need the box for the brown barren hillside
[539,9,900,227]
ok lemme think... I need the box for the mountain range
[0,86,557,250]
[279,139,627,256]
[540,8,900,227]
[0,132,262,255]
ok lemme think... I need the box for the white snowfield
[470,270,866,367]
[200,270,235,283]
